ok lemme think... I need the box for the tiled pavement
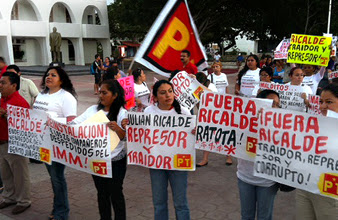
[0,70,296,220]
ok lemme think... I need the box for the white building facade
[0,0,111,66]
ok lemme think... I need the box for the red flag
[134,0,207,77]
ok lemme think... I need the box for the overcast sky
[107,0,114,5]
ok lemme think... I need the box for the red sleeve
[192,65,198,74]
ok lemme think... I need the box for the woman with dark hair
[295,83,338,219]
[302,64,325,94]
[260,67,273,83]
[73,79,127,220]
[103,66,121,81]
[132,68,150,111]
[102,57,111,73]
[264,55,273,68]
[235,54,260,97]
[272,60,285,83]
[33,66,77,220]
[285,67,312,112]
[145,80,191,220]
[237,89,280,220]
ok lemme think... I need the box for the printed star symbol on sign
[225,145,236,155]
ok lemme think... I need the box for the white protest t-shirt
[208,83,218,93]
[33,89,77,119]
[134,82,150,107]
[240,68,260,97]
[72,105,127,159]
[207,73,228,94]
[237,160,275,187]
[144,104,191,116]
[302,71,323,94]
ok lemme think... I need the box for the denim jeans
[149,169,190,220]
[46,162,69,220]
[92,156,127,220]
[238,178,278,220]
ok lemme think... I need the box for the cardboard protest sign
[328,70,338,80]
[46,116,112,177]
[7,105,52,164]
[127,112,196,170]
[287,34,332,66]
[307,94,321,115]
[327,110,338,118]
[259,82,307,112]
[134,0,207,77]
[255,108,338,199]
[117,76,135,110]
[274,38,290,60]
[195,92,272,161]
[170,71,207,110]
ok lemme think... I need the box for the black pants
[92,156,127,220]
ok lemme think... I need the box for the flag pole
[327,0,332,34]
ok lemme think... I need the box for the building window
[87,15,93,24]
[11,2,19,20]
[65,8,71,23]
[12,39,26,62]
[68,40,75,61]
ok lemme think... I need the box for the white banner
[46,116,113,177]
[7,105,52,164]
[255,108,338,199]
[260,82,307,112]
[127,112,196,170]
[195,92,272,161]
[274,38,290,60]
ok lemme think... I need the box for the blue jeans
[238,178,278,220]
[46,162,69,220]
[149,169,190,220]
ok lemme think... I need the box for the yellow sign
[287,34,332,66]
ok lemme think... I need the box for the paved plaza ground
[0,69,296,220]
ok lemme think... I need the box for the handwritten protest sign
[260,82,308,112]
[82,110,120,152]
[127,112,196,170]
[255,108,338,199]
[307,94,321,115]
[274,38,290,60]
[328,70,338,80]
[7,105,51,164]
[195,92,272,161]
[46,116,112,177]
[170,71,206,110]
[118,76,135,110]
[287,34,332,66]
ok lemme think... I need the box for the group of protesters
[0,47,337,220]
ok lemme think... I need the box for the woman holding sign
[302,65,325,95]
[285,67,313,111]
[145,80,191,220]
[73,79,127,220]
[33,67,77,220]
[132,68,150,112]
[237,89,280,220]
[235,54,260,97]
[295,83,338,220]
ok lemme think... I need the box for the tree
[108,0,338,50]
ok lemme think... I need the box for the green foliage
[108,0,338,49]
